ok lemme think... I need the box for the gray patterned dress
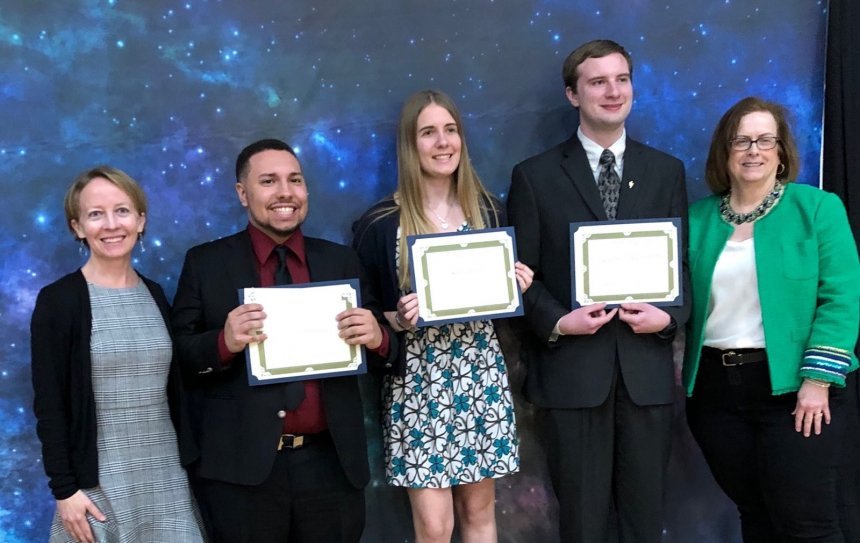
[383,226,520,488]
[49,282,204,543]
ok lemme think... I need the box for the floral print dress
[383,226,520,488]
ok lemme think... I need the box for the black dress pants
[544,365,673,543]
[191,432,365,543]
[837,370,860,541]
[687,348,847,542]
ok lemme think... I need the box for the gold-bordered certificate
[570,218,683,307]
[407,226,524,326]
[240,279,366,386]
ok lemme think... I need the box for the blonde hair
[64,165,148,243]
[393,90,498,289]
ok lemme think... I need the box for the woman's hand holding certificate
[407,227,525,326]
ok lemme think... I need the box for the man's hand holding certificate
[239,279,367,385]
[569,218,683,308]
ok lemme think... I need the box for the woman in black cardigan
[30,166,203,543]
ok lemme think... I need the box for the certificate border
[569,218,683,308]
[407,226,524,326]
[238,278,367,386]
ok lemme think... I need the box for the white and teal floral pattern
[384,227,520,488]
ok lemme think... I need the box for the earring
[78,239,88,258]
[138,233,146,253]
[777,163,785,176]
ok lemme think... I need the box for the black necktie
[598,149,621,220]
[273,246,304,410]
[273,246,293,286]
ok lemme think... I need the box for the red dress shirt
[216,223,388,434]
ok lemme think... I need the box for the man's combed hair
[562,39,633,90]
[235,139,297,182]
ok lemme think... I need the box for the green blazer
[684,183,860,396]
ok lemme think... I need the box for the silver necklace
[427,202,453,229]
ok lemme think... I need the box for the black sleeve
[31,286,80,500]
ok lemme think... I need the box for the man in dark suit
[507,40,689,542]
[172,139,396,542]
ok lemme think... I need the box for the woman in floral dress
[353,89,532,543]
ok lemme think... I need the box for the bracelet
[394,312,409,331]
[805,378,831,388]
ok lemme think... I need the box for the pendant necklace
[428,201,453,229]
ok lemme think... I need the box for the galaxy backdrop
[1,1,827,541]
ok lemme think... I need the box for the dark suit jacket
[171,229,396,488]
[507,134,690,409]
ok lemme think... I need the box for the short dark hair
[562,39,633,89]
[704,96,800,194]
[235,139,297,182]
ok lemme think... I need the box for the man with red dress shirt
[172,139,397,542]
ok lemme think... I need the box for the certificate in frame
[239,279,366,386]
[407,226,524,326]
[569,218,683,308]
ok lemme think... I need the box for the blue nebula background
[1,1,827,541]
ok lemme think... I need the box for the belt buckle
[277,434,305,451]
[721,350,739,367]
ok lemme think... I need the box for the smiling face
[415,102,462,182]
[728,111,780,190]
[235,148,307,244]
[566,52,633,144]
[71,177,146,263]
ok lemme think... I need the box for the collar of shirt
[247,223,307,269]
[577,126,626,183]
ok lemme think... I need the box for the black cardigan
[30,270,197,500]
[351,195,505,376]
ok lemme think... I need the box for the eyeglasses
[729,136,780,151]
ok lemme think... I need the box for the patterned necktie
[273,246,304,410]
[598,149,621,220]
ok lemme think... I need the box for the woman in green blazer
[684,97,860,542]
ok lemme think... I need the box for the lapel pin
[628,180,635,189]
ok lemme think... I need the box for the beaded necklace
[720,181,784,225]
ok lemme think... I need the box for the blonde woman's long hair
[393,89,498,290]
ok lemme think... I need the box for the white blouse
[703,237,766,349]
